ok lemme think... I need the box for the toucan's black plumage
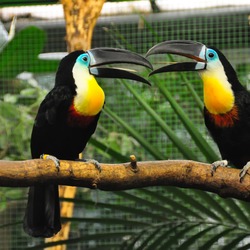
[24,48,152,238]
[147,40,250,181]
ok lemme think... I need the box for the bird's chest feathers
[201,70,238,127]
[205,105,239,128]
[201,70,235,115]
[67,65,105,127]
[73,67,105,116]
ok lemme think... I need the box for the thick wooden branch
[0,158,250,201]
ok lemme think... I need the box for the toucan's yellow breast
[74,75,105,116]
[201,73,235,115]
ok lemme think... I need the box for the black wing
[31,85,101,160]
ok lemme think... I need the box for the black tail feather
[23,185,61,238]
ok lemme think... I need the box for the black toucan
[24,48,152,238]
[147,40,250,181]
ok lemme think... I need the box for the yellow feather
[73,64,105,116]
[74,76,105,116]
[200,70,234,115]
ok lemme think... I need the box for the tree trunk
[62,0,106,52]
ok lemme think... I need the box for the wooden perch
[0,158,250,201]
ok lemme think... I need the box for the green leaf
[237,201,250,220]
[191,190,238,224]
[0,101,20,119]
[166,187,223,221]
[218,198,250,227]
[154,78,219,162]
[27,232,133,249]
[113,190,183,219]
[178,225,218,250]
[121,80,198,161]
[0,26,59,79]
[198,228,235,249]
[89,137,128,162]
[221,234,249,250]
[140,14,204,112]
[237,242,250,250]
[0,220,22,229]
[103,106,164,160]
[136,188,203,219]
[61,198,166,220]
[169,187,235,223]
[149,223,198,250]
[136,223,180,250]
[122,226,157,249]
[178,72,204,113]
[62,217,150,227]
[0,26,45,78]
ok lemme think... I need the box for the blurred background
[1,0,250,249]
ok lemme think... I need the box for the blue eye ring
[76,53,90,66]
[206,49,218,61]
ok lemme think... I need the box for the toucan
[23,48,152,238]
[147,40,250,182]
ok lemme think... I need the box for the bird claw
[88,159,102,172]
[211,160,228,176]
[80,159,102,172]
[40,154,60,171]
[239,162,250,183]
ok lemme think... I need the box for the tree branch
[0,158,249,201]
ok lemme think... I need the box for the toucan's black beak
[87,48,152,85]
[146,40,207,76]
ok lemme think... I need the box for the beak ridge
[87,48,152,85]
[88,48,153,69]
[146,40,206,59]
[146,40,207,76]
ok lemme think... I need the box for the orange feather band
[67,103,98,128]
[205,105,239,128]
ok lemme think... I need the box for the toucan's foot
[40,154,60,171]
[88,159,102,172]
[211,160,228,176]
[239,162,250,182]
[77,158,102,172]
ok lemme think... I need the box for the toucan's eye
[82,56,88,62]
[208,53,214,58]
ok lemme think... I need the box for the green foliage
[53,21,250,249]
[0,26,58,160]
[0,85,46,160]
[0,26,56,220]
[1,21,250,249]
[28,189,250,249]
[0,26,58,79]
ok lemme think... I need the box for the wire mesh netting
[1,1,250,249]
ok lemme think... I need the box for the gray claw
[211,160,228,176]
[239,162,250,183]
[40,154,60,171]
[86,159,102,172]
